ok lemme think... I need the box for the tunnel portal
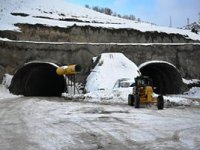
[9,62,66,96]
[139,61,183,94]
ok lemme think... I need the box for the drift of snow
[85,53,139,92]
[0,85,19,100]
[0,74,19,100]
[1,74,13,88]
[182,78,200,85]
[82,87,200,106]
[183,87,200,99]
[0,0,200,41]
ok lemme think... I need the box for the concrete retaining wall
[0,40,200,83]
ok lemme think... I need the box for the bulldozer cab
[135,76,152,88]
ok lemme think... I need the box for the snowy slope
[85,53,139,92]
[183,22,200,33]
[0,0,200,41]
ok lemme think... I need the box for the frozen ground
[0,85,200,150]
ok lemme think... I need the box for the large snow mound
[85,53,139,92]
[0,85,19,100]
[0,0,200,41]
[183,87,200,99]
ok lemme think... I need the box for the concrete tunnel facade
[9,60,183,96]
[9,62,66,96]
[139,61,183,94]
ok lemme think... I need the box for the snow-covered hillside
[85,53,139,92]
[183,22,200,33]
[0,0,200,41]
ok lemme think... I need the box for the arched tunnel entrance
[139,61,183,95]
[9,62,66,96]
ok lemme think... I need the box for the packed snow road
[0,96,200,150]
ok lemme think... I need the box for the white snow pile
[0,74,19,100]
[0,84,19,100]
[183,87,200,99]
[1,74,13,88]
[0,0,200,41]
[85,53,139,92]
[164,96,199,107]
[63,87,200,106]
[182,78,200,85]
[84,88,132,104]
[82,87,200,106]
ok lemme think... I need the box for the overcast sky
[67,0,200,28]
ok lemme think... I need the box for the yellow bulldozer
[128,76,164,109]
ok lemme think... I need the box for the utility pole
[199,12,200,24]
[187,18,190,27]
[169,16,172,27]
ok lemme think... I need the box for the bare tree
[129,15,136,20]
[93,6,100,12]
[85,4,90,9]
[89,5,139,21]
[104,8,112,15]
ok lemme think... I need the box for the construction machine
[56,64,82,94]
[128,76,164,109]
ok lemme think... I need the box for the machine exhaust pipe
[56,64,81,75]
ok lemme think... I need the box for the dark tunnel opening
[139,61,183,95]
[9,62,66,96]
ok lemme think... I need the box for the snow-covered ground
[1,70,200,150]
[1,80,200,107]
[0,0,200,41]
[0,85,200,150]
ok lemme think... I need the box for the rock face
[0,24,195,43]
[0,41,200,86]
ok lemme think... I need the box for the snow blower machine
[128,76,164,109]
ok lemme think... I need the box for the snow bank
[0,74,19,100]
[0,85,19,100]
[164,96,199,106]
[1,74,13,88]
[85,53,139,92]
[183,87,200,99]
[62,86,200,107]
[84,88,132,104]
[161,87,200,106]
[182,78,200,85]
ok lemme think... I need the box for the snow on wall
[0,0,200,41]
[0,74,19,100]
[85,53,139,92]
[139,60,177,70]
[182,78,200,85]
[1,74,13,88]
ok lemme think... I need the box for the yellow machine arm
[56,64,81,75]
